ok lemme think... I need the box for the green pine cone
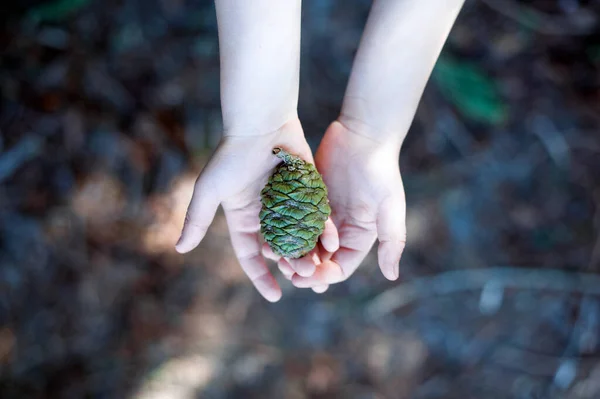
[259,147,331,259]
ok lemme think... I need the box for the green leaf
[28,0,92,23]
[433,55,508,125]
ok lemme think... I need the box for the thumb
[376,192,406,281]
[175,177,220,253]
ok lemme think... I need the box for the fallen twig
[367,267,600,319]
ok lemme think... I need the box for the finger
[317,241,333,263]
[175,177,220,253]
[292,259,344,287]
[310,250,322,265]
[226,206,282,302]
[262,242,281,262]
[277,258,295,279]
[239,250,282,302]
[376,195,406,281]
[286,247,323,277]
[287,249,318,277]
[320,217,339,253]
[292,224,376,287]
[312,285,329,294]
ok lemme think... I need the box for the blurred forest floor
[1,0,600,398]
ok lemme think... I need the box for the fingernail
[175,233,183,248]
[393,252,403,279]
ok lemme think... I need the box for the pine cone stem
[273,147,301,166]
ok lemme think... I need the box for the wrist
[336,114,404,155]
[222,112,300,138]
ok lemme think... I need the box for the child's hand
[175,119,339,302]
[291,121,406,288]
[289,0,464,289]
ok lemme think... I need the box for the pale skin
[176,0,466,300]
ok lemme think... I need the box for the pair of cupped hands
[175,117,406,302]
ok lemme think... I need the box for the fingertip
[254,274,282,303]
[262,243,280,261]
[312,285,329,294]
[289,256,316,277]
[321,218,340,253]
[266,283,283,302]
[377,241,404,281]
[174,236,198,254]
[175,246,188,254]
[382,267,399,281]
[321,236,339,254]
[291,260,344,287]
[376,194,406,281]
[265,289,282,303]
[310,250,322,265]
[175,224,205,253]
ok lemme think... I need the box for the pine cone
[259,147,331,259]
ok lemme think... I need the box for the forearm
[216,0,302,136]
[340,0,465,149]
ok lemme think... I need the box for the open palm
[292,121,407,288]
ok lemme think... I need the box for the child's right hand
[175,119,339,302]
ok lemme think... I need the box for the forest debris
[0,136,43,183]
